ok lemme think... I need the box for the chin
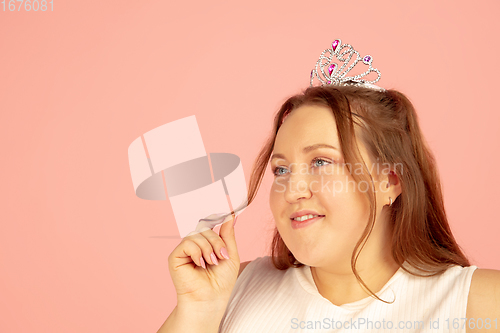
[289,249,320,267]
[290,244,349,269]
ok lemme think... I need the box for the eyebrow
[270,143,339,161]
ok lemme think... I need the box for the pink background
[1,1,499,332]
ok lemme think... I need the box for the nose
[284,173,313,203]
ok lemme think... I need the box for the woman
[159,42,500,332]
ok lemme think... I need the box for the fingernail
[220,247,230,260]
[200,257,206,269]
[210,252,219,265]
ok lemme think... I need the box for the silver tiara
[310,39,384,91]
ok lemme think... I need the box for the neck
[310,249,400,306]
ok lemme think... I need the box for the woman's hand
[168,214,240,306]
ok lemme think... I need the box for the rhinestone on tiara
[310,39,384,91]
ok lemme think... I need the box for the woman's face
[269,104,388,268]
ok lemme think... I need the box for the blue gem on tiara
[310,39,384,91]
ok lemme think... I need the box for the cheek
[269,180,284,214]
[318,177,370,227]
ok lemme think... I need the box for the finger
[199,228,230,261]
[184,233,221,266]
[218,213,238,258]
[169,239,206,269]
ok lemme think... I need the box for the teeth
[293,214,320,222]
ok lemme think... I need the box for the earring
[389,197,393,207]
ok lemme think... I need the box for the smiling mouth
[290,214,325,222]
[290,215,324,229]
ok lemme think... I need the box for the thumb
[219,214,238,258]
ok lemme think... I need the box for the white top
[219,256,478,333]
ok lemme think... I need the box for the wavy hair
[243,84,470,302]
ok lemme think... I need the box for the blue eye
[313,158,331,168]
[272,158,333,177]
[273,166,288,176]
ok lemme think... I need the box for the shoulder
[466,268,500,329]
[237,256,273,278]
[238,261,252,278]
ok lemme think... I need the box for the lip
[289,210,325,230]
[291,215,324,229]
[290,210,323,219]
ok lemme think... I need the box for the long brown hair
[244,84,470,301]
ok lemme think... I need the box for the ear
[381,167,402,204]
